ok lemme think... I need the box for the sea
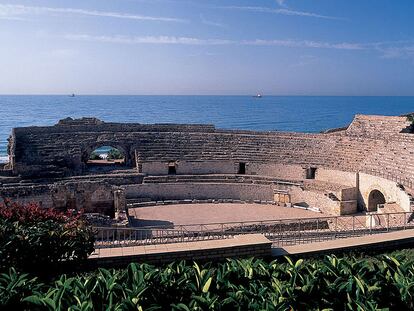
[0,95,413,163]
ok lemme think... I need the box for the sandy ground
[128,203,324,227]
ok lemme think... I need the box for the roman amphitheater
[1,113,414,260]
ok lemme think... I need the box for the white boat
[253,94,262,98]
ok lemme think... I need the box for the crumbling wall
[0,181,125,216]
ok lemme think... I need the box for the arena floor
[128,203,325,228]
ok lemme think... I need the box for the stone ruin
[0,114,413,219]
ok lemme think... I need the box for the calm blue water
[0,95,413,162]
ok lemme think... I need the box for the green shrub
[2,251,414,310]
[89,151,102,160]
[0,200,95,272]
[0,268,44,309]
[107,148,123,160]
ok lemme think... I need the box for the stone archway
[88,145,125,164]
[82,142,132,171]
[368,189,386,212]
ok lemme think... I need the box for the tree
[107,148,123,160]
[89,151,102,160]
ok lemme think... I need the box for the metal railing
[93,211,414,252]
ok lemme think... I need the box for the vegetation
[407,115,414,133]
[1,250,414,310]
[89,151,102,160]
[107,148,124,160]
[89,148,123,161]
[0,200,95,272]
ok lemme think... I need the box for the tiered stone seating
[346,115,412,138]
[135,132,378,174]
[11,115,394,180]
[360,134,414,188]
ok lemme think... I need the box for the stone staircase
[346,115,412,139]
[326,193,340,201]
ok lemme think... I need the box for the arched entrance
[84,145,128,173]
[88,146,125,165]
[368,189,386,212]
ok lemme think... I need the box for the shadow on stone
[128,216,174,228]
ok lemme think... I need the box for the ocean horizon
[0,95,413,162]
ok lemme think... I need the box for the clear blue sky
[0,0,413,95]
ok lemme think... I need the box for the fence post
[317,218,320,242]
[387,213,390,232]
[369,214,372,234]
[404,212,407,230]
[352,216,355,237]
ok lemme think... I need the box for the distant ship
[253,94,262,98]
[69,93,75,97]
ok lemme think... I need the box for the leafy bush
[0,200,95,272]
[0,268,44,310]
[107,148,123,160]
[2,251,414,310]
[89,151,102,160]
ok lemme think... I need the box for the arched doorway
[86,146,126,172]
[368,189,386,212]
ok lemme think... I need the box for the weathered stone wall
[9,117,385,179]
[141,160,237,175]
[0,180,125,216]
[10,120,216,178]
[289,187,342,214]
[140,161,308,178]
[247,163,305,180]
[315,169,357,187]
[124,183,277,202]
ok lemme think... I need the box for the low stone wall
[125,183,277,202]
[127,198,278,208]
[246,163,305,180]
[315,169,356,187]
[0,180,125,216]
[141,160,236,175]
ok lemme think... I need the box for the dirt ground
[128,203,325,227]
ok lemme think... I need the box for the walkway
[89,230,414,267]
[89,234,272,267]
[272,229,414,257]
